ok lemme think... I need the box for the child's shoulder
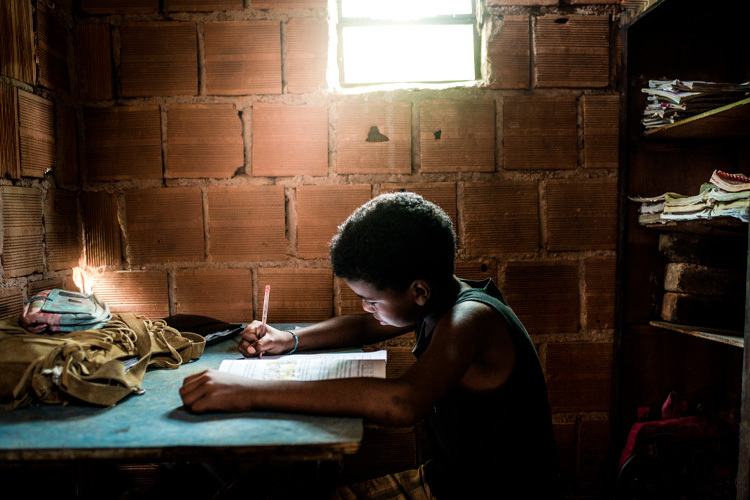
[452,279,507,317]
[435,292,517,392]
[439,283,517,348]
[441,295,509,340]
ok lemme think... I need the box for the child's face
[345,279,421,328]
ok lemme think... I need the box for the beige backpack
[0,313,205,408]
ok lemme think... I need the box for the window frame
[336,1,481,87]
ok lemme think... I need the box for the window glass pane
[342,24,475,84]
[341,0,472,20]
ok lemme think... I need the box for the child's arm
[180,301,513,427]
[238,314,413,357]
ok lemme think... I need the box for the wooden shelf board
[650,320,744,348]
[644,97,750,140]
[642,217,748,235]
[628,0,669,24]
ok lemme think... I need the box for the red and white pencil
[259,285,270,358]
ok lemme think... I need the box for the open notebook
[218,350,387,381]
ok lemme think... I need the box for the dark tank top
[413,279,563,499]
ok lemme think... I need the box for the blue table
[0,326,363,463]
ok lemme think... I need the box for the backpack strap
[119,313,206,370]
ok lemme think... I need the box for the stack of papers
[630,170,750,224]
[641,80,749,130]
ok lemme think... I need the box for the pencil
[259,284,270,358]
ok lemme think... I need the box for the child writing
[180,192,563,499]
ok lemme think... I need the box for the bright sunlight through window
[338,0,478,86]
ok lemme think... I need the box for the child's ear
[410,280,431,306]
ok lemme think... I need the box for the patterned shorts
[330,465,436,500]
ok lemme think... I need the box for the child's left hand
[179,369,256,413]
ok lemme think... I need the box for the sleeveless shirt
[413,278,563,499]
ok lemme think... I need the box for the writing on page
[219,351,387,381]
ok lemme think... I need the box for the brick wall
[0,0,626,496]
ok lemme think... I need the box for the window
[337,0,479,86]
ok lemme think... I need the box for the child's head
[330,192,457,291]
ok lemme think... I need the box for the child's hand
[179,369,255,413]
[238,321,296,357]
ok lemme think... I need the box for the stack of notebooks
[641,79,749,130]
[631,170,750,224]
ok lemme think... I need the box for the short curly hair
[330,192,457,291]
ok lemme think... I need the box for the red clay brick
[343,425,417,483]
[297,184,371,259]
[0,83,20,179]
[252,102,328,176]
[463,181,539,254]
[165,0,243,11]
[175,268,253,322]
[207,185,288,261]
[37,4,69,93]
[337,101,411,175]
[487,0,556,4]
[45,189,81,271]
[420,99,495,173]
[503,96,577,170]
[286,18,328,94]
[486,15,530,90]
[583,95,619,169]
[579,419,612,490]
[381,346,416,380]
[74,23,113,101]
[455,260,497,282]
[28,278,71,296]
[55,105,78,187]
[546,178,618,251]
[254,0,327,7]
[1,186,43,277]
[82,191,122,268]
[380,182,457,229]
[337,277,367,316]
[584,257,616,330]
[167,104,243,179]
[615,24,623,77]
[545,342,613,412]
[92,270,169,319]
[553,422,577,486]
[257,268,333,322]
[536,15,610,88]
[84,105,162,181]
[0,287,24,320]
[120,22,198,97]
[205,21,281,95]
[0,0,36,84]
[81,0,158,14]
[18,90,55,178]
[124,187,204,265]
[504,260,579,334]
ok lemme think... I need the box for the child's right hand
[238,321,297,357]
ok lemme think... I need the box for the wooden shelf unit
[618,0,750,497]
[644,97,750,140]
[649,321,744,349]
[644,217,748,236]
